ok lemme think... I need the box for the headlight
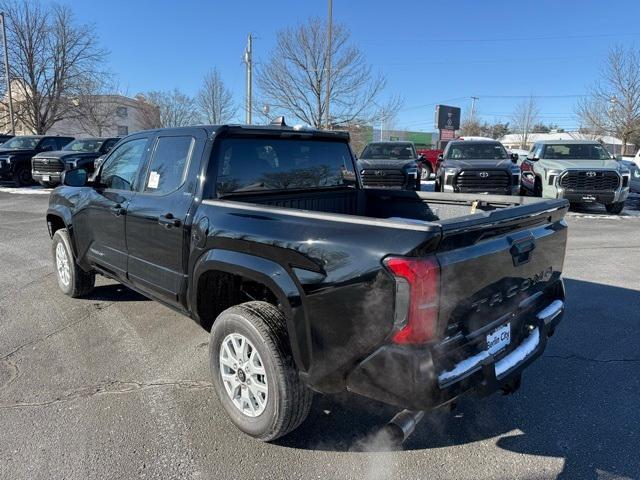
[406,167,418,177]
[545,169,562,186]
[444,168,458,176]
[64,158,79,169]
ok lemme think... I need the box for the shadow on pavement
[276,278,640,479]
[84,283,150,302]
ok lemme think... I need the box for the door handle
[158,213,181,228]
[111,204,126,216]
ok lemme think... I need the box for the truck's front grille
[361,169,406,188]
[33,158,64,173]
[560,170,619,191]
[455,170,510,192]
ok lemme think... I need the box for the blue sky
[60,0,640,131]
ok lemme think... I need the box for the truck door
[73,136,151,279]
[125,129,206,307]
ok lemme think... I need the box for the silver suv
[521,140,631,214]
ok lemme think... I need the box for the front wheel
[209,301,312,441]
[52,229,95,297]
[420,164,432,180]
[605,202,625,214]
[12,166,33,187]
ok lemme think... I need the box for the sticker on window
[148,171,160,189]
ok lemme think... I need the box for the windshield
[445,142,508,160]
[215,138,356,196]
[541,143,612,160]
[63,139,104,153]
[361,143,416,160]
[0,136,40,150]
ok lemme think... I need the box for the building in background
[1,91,159,137]
[500,132,636,156]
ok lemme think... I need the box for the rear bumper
[346,292,564,411]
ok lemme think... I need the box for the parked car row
[358,138,633,213]
[0,135,120,187]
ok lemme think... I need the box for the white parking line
[0,186,52,195]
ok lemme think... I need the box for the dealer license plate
[42,175,50,182]
[487,323,511,355]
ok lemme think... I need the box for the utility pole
[243,33,253,125]
[325,0,332,130]
[470,96,479,119]
[0,12,14,135]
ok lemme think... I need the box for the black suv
[32,137,120,187]
[358,141,421,190]
[435,140,521,195]
[0,136,75,186]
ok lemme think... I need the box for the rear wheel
[209,301,312,441]
[605,202,625,214]
[52,228,95,297]
[12,166,33,187]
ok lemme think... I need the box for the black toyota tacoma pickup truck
[47,122,568,441]
[435,140,521,195]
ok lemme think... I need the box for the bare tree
[70,78,119,136]
[0,0,108,134]
[512,96,540,149]
[141,89,200,128]
[257,17,391,128]
[577,46,640,155]
[134,94,162,130]
[197,68,236,124]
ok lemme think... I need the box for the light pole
[0,12,15,135]
[325,0,332,130]
[244,33,253,125]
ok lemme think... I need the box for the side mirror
[437,153,444,161]
[511,153,519,163]
[62,168,88,187]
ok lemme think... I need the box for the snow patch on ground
[0,186,52,195]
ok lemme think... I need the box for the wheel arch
[191,249,310,372]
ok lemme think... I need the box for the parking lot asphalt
[0,188,639,480]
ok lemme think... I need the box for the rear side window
[215,137,356,196]
[143,136,194,194]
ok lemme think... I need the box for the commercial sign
[435,105,461,131]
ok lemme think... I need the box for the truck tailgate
[434,199,568,338]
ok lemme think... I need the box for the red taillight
[384,256,440,344]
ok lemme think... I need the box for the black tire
[534,178,543,197]
[52,228,95,297]
[420,164,432,180]
[39,181,58,188]
[12,166,33,187]
[209,301,312,441]
[605,201,625,214]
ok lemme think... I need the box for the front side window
[445,142,508,160]
[64,139,104,153]
[541,143,612,160]
[143,136,194,194]
[38,138,59,151]
[215,137,356,196]
[100,138,148,190]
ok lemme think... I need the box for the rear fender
[191,249,310,372]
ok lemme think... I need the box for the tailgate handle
[510,237,535,266]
